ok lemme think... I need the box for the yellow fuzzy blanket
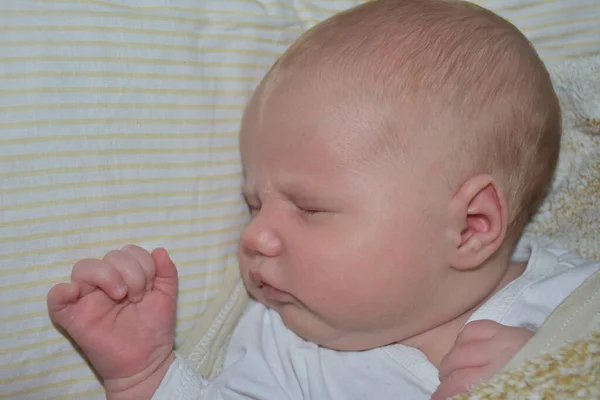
[453,268,600,399]
[453,332,600,399]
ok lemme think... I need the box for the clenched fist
[47,245,178,399]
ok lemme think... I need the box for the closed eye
[247,204,261,216]
[297,206,324,215]
[243,196,260,216]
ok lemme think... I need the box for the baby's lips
[248,269,264,287]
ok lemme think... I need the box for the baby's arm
[431,320,534,400]
[47,246,179,400]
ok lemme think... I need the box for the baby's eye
[242,193,261,216]
[297,206,324,215]
[245,202,260,216]
[250,206,261,216]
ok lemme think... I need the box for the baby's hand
[47,245,178,399]
[431,320,533,400]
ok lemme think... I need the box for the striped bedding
[1,0,598,398]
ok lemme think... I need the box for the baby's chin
[243,280,409,351]
[275,304,399,352]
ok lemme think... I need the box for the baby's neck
[403,260,527,368]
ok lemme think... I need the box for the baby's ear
[449,175,508,270]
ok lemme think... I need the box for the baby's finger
[454,319,500,346]
[47,282,80,317]
[120,244,156,291]
[438,341,490,381]
[103,250,147,303]
[71,259,127,300]
[432,366,482,400]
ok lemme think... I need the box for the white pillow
[1,0,598,398]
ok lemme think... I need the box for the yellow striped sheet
[1,212,241,244]
[0,362,89,387]
[0,295,46,308]
[1,198,241,226]
[1,377,99,399]
[47,388,105,400]
[472,0,600,56]
[178,312,213,324]
[524,15,600,33]
[534,26,600,44]
[1,241,238,276]
[0,85,254,96]
[0,10,308,32]
[0,338,66,356]
[176,256,238,272]
[43,0,303,21]
[1,0,598,399]
[559,50,600,59]
[0,225,245,267]
[0,160,241,179]
[176,327,194,340]
[0,40,283,58]
[0,56,273,70]
[46,0,355,12]
[479,0,555,12]
[0,324,56,340]
[0,72,260,84]
[0,26,293,46]
[1,133,240,146]
[0,146,239,163]
[179,281,231,295]
[508,4,599,21]
[0,350,74,371]
[0,116,240,129]
[0,187,241,212]
[0,310,51,325]
[538,40,600,51]
[41,0,344,17]
[0,117,241,129]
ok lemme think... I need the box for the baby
[47,1,600,399]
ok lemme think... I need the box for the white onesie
[153,240,599,400]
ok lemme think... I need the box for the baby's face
[238,79,452,351]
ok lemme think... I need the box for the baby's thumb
[151,248,179,299]
[47,282,80,328]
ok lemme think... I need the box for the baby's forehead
[250,80,375,142]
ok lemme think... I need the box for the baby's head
[238,0,560,351]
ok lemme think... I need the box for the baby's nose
[240,220,282,258]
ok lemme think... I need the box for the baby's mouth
[258,282,293,303]
[248,269,264,287]
[249,269,293,303]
